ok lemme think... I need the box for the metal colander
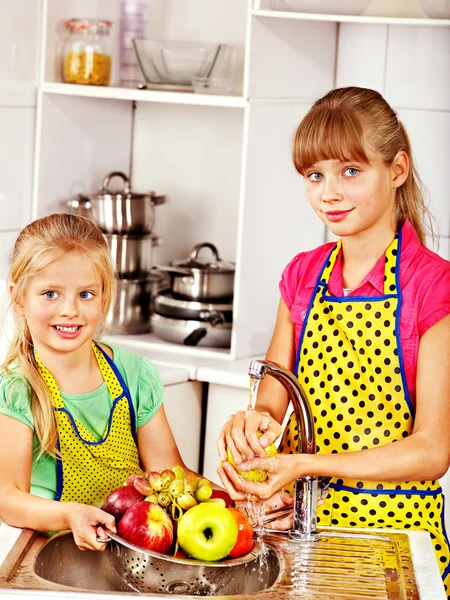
[100,532,279,595]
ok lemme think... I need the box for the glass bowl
[419,0,450,18]
[133,39,227,86]
[191,76,230,95]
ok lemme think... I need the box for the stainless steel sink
[0,527,419,598]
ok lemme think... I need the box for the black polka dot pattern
[278,235,450,588]
[35,343,142,507]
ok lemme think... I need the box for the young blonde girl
[217,87,450,594]
[0,213,189,550]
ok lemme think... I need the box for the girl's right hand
[64,503,116,551]
[217,409,282,465]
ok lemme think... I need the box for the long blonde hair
[292,86,434,245]
[3,213,116,458]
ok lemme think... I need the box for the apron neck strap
[34,342,124,408]
[319,232,401,296]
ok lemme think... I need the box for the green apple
[177,502,238,561]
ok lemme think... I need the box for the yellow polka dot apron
[34,342,142,507]
[278,227,450,594]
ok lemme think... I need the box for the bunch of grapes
[125,466,218,520]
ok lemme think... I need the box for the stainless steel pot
[106,272,169,335]
[104,232,161,278]
[155,243,235,301]
[150,313,232,348]
[153,289,233,323]
[68,171,167,234]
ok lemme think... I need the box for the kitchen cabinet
[163,379,203,472]
[1,0,449,362]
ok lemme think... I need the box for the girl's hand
[217,409,282,465]
[64,503,116,551]
[218,454,300,501]
[261,490,294,530]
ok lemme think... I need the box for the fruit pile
[101,465,254,562]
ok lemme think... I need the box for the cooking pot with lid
[155,242,235,301]
[68,171,167,234]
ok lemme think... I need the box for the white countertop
[0,522,445,599]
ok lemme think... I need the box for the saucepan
[68,171,167,234]
[155,242,235,301]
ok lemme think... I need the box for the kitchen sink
[0,527,419,598]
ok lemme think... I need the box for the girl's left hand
[217,454,301,501]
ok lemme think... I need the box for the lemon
[223,434,277,482]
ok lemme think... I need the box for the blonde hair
[293,86,434,245]
[2,213,116,458]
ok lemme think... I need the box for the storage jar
[63,19,113,86]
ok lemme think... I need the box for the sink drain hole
[166,581,191,594]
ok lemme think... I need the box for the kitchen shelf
[40,82,248,108]
[252,9,450,26]
[103,332,233,361]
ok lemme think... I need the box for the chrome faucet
[248,359,320,541]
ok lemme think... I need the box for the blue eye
[344,167,359,177]
[79,291,94,300]
[308,172,323,181]
[44,291,58,299]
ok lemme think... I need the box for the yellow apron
[279,227,450,595]
[35,342,142,506]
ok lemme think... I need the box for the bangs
[293,105,370,175]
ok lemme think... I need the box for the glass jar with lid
[63,19,113,86]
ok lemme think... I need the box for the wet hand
[217,409,282,465]
[218,454,300,501]
[262,491,294,530]
[65,503,116,551]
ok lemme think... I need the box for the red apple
[210,489,234,508]
[227,508,254,558]
[118,501,173,553]
[101,485,143,521]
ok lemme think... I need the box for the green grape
[196,478,211,489]
[177,492,197,510]
[169,479,184,497]
[144,493,159,504]
[194,485,212,502]
[158,491,172,507]
[161,469,176,488]
[172,465,185,480]
[147,471,163,491]
[184,472,197,494]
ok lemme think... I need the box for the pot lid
[85,171,165,203]
[172,242,235,273]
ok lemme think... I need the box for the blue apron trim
[55,394,126,446]
[392,228,414,417]
[440,494,450,581]
[54,437,63,502]
[294,245,336,378]
[94,342,138,445]
[321,288,397,303]
[329,482,442,496]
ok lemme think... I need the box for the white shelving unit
[1,0,448,361]
[252,9,450,26]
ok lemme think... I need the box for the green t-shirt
[0,342,164,500]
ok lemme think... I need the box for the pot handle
[153,264,193,277]
[101,171,131,194]
[189,242,220,262]
[67,194,92,211]
[151,194,167,206]
[151,234,162,248]
[183,328,208,346]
